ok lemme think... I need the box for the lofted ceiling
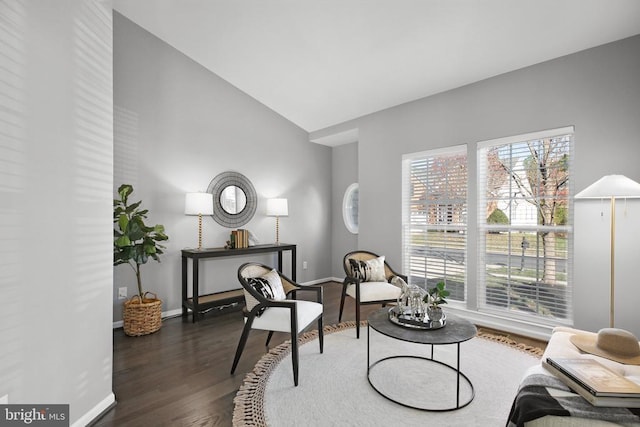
[113,0,640,133]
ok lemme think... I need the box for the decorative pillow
[244,269,286,315]
[349,255,387,282]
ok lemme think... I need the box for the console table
[181,243,296,323]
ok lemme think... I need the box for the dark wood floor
[94,281,546,427]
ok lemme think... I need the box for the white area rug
[233,322,542,427]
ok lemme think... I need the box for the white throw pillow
[244,269,287,315]
[348,255,387,282]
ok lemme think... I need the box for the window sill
[444,304,563,342]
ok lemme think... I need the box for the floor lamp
[185,192,214,250]
[575,175,640,327]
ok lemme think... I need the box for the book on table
[544,357,640,407]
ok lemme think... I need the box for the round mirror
[343,183,359,234]
[207,171,257,228]
[219,185,247,214]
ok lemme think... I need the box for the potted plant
[114,184,169,336]
[423,281,449,322]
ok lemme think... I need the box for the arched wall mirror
[207,171,257,228]
[343,183,359,234]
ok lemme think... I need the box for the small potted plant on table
[114,184,169,336]
[424,281,449,322]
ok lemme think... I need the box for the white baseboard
[72,392,115,427]
[300,276,341,286]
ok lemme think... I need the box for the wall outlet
[303,261,308,270]
[118,287,127,299]
[0,394,8,404]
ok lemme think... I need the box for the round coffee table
[367,307,477,411]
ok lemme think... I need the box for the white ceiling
[113,0,640,132]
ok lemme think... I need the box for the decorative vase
[427,306,443,322]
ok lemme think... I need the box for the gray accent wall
[314,34,640,337]
[331,142,358,277]
[0,1,115,424]
[113,13,332,322]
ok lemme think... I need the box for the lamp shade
[266,198,288,216]
[575,175,640,199]
[185,192,213,215]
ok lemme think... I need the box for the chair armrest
[263,299,297,309]
[287,285,323,304]
[344,276,360,286]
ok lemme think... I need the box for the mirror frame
[207,171,257,228]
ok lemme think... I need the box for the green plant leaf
[118,213,128,232]
[115,235,131,247]
[118,184,133,204]
[125,200,142,214]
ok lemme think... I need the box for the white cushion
[250,300,323,333]
[346,281,401,302]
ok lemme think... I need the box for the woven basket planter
[123,292,162,336]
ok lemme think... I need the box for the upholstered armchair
[339,250,407,338]
[230,262,324,386]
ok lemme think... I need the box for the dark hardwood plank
[94,281,546,426]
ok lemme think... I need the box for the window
[402,145,467,301]
[342,183,359,234]
[477,127,573,324]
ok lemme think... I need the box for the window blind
[477,127,574,324]
[402,145,467,301]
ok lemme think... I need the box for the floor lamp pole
[609,197,616,328]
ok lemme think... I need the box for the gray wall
[314,34,640,337]
[0,0,115,424]
[113,13,332,321]
[331,142,359,277]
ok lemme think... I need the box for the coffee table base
[367,323,475,412]
[367,355,475,412]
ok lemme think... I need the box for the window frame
[401,144,468,302]
[476,126,574,326]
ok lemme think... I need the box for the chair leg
[318,316,324,354]
[356,303,361,339]
[291,332,299,386]
[230,322,252,374]
[265,331,274,347]
[338,282,347,323]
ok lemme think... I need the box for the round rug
[233,321,543,426]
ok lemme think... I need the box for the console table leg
[181,256,188,319]
[192,259,199,323]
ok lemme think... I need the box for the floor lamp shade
[185,193,213,249]
[575,175,640,199]
[266,198,288,244]
[575,174,640,328]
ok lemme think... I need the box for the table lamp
[185,192,213,249]
[266,198,288,244]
